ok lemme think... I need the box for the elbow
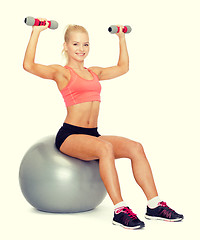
[123,65,129,74]
[117,65,129,75]
[23,61,33,72]
[125,66,129,73]
[118,62,129,75]
[23,61,29,71]
[126,61,130,73]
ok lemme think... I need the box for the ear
[63,42,68,52]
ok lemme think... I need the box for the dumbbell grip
[24,16,58,30]
[108,25,132,34]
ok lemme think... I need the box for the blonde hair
[62,24,89,63]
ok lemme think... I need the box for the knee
[135,142,144,152]
[98,141,114,159]
[130,141,144,157]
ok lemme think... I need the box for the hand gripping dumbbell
[108,25,132,34]
[24,16,58,30]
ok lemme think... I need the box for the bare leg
[130,143,158,200]
[99,136,158,200]
[60,135,124,205]
[98,144,123,204]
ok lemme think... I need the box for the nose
[79,44,84,52]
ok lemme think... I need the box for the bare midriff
[64,101,100,128]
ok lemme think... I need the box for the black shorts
[55,123,101,151]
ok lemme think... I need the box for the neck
[67,59,85,70]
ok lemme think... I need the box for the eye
[85,44,89,47]
[73,43,78,46]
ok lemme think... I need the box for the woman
[23,19,183,229]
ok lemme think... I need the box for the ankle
[114,201,127,212]
[147,196,161,209]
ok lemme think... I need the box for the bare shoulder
[50,64,68,73]
[50,64,70,79]
[88,66,103,77]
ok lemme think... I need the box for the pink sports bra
[60,66,101,107]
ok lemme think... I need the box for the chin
[74,55,88,61]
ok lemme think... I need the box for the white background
[1,0,200,239]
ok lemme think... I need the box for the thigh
[98,135,139,159]
[60,134,105,161]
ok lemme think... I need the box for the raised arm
[90,26,129,80]
[23,18,62,81]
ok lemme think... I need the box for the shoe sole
[112,220,145,230]
[145,214,183,222]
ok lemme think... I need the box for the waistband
[62,123,98,133]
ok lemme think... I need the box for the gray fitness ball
[19,136,107,213]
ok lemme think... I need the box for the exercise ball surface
[19,136,107,213]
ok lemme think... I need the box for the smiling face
[64,31,90,62]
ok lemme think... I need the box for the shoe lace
[158,201,175,212]
[123,207,137,220]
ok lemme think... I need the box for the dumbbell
[24,16,58,30]
[108,25,132,34]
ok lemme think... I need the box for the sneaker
[145,201,184,222]
[113,206,145,230]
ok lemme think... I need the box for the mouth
[76,53,85,56]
